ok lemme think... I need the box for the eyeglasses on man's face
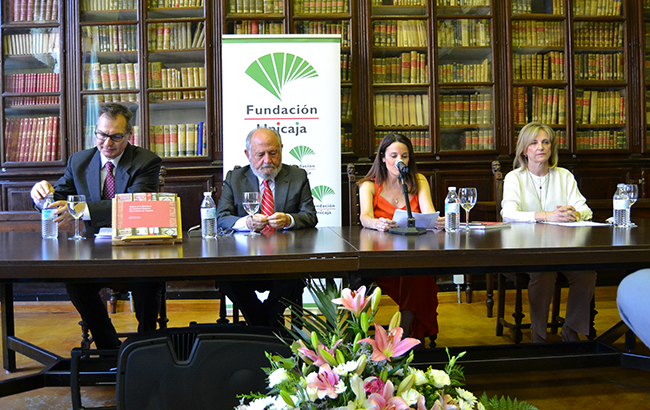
[95,131,129,142]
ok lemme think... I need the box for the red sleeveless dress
[372,183,439,339]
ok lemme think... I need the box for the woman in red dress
[358,133,444,346]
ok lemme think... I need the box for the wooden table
[2,222,650,397]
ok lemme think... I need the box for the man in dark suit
[217,127,318,326]
[30,103,163,349]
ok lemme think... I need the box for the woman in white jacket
[501,122,596,343]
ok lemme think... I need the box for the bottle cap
[448,186,456,191]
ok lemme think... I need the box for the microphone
[395,159,408,173]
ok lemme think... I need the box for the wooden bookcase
[2,0,650,229]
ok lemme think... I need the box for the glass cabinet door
[370,1,430,154]
[435,1,494,154]
[146,2,208,159]
[2,0,63,166]
[79,4,140,150]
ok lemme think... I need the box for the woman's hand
[375,217,397,231]
[548,205,580,222]
[435,216,446,230]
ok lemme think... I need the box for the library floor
[1,287,649,409]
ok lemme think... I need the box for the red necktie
[103,162,115,200]
[261,180,275,234]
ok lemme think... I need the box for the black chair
[71,325,291,410]
[492,160,596,343]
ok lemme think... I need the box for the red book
[50,116,59,161]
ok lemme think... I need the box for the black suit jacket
[217,164,318,230]
[53,144,162,234]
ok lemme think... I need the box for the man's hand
[31,180,54,205]
[50,200,73,225]
[267,212,291,230]
[249,214,269,232]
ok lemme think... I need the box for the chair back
[492,160,504,222]
[347,163,361,226]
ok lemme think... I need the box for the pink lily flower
[417,393,458,410]
[367,380,409,410]
[332,286,371,317]
[358,324,421,362]
[306,364,343,400]
[297,339,341,367]
[364,377,385,394]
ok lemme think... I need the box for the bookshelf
[2,0,64,166]
[2,0,650,226]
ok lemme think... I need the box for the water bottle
[444,186,460,232]
[41,193,58,239]
[200,191,217,238]
[613,183,630,228]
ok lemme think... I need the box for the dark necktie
[103,162,115,200]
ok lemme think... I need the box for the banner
[222,35,341,227]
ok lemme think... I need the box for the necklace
[528,170,549,210]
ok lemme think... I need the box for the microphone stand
[389,170,427,236]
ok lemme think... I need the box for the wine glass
[625,184,638,226]
[458,188,478,229]
[243,191,261,236]
[67,195,87,240]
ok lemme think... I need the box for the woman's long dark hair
[359,133,419,195]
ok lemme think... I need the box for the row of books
[148,22,205,51]
[576,89,625,125]
[576,131,626,150]
[82,25,137,53]
[341,130,352,153]
[82,0,137,11]
[149,64,206,101]
[7,96,60,107]
[4,73,60,94]
[149,123,206,158]
[295,21,350,48]
[438,93,493,126]
[437,0,488,6]
[8,0,59,22]
[341,89,352,121]
[574,53,624,81]
[85,63,139,103]
[438,58,490,83]
[513,52,565,81]
[86,93,140,105]
[149,0,204,8]
[341,53,352,82]
[374,93,429,127]
[511,0,563,15]
[511,21,563,47]
[441,130,494,152]
[372,52,428,84]
[574,22,623,48]
[437,19,491,48]
[3,31,59,57]
[295,0,349,13]
[573,0,623,16]
[84,125,142,149]
[372,20,428,48]
[514,86,566,126]
[230,21,284,35]
[373,131,430,153]
[228,0,283,14]
[4,116,59,162]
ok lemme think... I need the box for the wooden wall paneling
[2,182,45,212]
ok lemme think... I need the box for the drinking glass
[67,195,87,240]
[458,188,478,229]
[243,191,261,236]
[625,184,638,226]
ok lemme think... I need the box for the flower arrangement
[238,282,538,410]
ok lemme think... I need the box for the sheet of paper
[543,221,610,227]
[95,227,113,238]
[392,209,439,229]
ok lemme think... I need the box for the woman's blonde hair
[513,122,558,170]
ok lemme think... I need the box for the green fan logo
[289,145,315,163]
[245,53,318,101]
[311,185,335,203]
